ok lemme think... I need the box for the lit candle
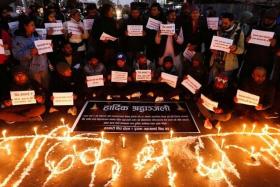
[33,127,38,136]
[217,126,221,135]
[61,118,65,126]
[122,136,126,148]
[170,129,174,139]
[145,134,149,143]
[242,124,247,133]
[2,130,7,139]
[250,124,256,135]
[101,131,105,139]
[221,138,225,149]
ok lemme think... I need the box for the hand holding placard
[181,75,201,94]
[236,89,260,106]
[146,17,161,31]
[86,75,104,87]
[201,94,218,112]
[160,24,175,36]
[34,40,53,55]
[10,91,36,106]
[210,36,233,53]
[136,70,152,81]
[248,29,274,47]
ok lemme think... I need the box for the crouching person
[0,66,46,124]
[196,74,235,129]
[49,62,81,116]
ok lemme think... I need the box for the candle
[61,118,65,126]
[170,129,174,139]
[2,130,7,139]
[242,124,247,133]
[101,131,105,139]
[122,136,126,148]
[217,126,221,135]
[33,127,38,136]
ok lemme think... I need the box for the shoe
[155,97,164,103]
[204,119,213,129]
[29,116,43,122]
[49,107,59,113]
[67,106,77,116]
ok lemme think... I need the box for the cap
[115,53,126,61]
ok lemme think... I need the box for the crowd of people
[0,2,279,129]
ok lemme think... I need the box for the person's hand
[233,96,238,103]
[270,38,277,47]
[214,107,223,114]
[78,26,84,34]
[229,45,237,53]
[73,94,78,100]
[35,95,45,104]
[47,28,54,35]
[142,30,146,36]
[50,96,54,101]
[187,44,195,51]
[255,104,264,111]
[3,100,12,107]
[68,32,73,38]
[173,33,178,40]
[245,36,251,43]
[102,39,109,43]
[61,29,65,34]
[211,49,217,55]
[31,48,38,56]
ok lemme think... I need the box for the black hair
[220,12,234,21]
[14,15,38,37]
[43,9,56,23]
[100,4,113,17]
[86,4,97,11]
[166,9,176,16]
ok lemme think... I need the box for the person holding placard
[234,67,276,121]
[90,4,118,66]
[49,62,82,116]
[155,9,184,76]
[197,74,235,129]
[12,16,49,89]
[121,5,146,66]
[84,4,99,20]
[83,53,107,99]
[0,66,46,123]
[209,12,244,82]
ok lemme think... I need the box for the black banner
[72,101,200,133]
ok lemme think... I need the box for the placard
[136,70,151,81]
[86,75,104,87]
[44,22,64,35]
[34,40,53,55]
[72,101,199,133]
[201,94,218,112]
[67,22,81,35]
[79,0,95,3]
[236,89,260,106]
[53,92,74,106]
[181,75,201,94]
[100,32,118,41]
[0,39,4,55]
[111,71,128,83]
[35,28,47,39]
[210,36,233,53]
[10,91,36,106]
[146,17,161,31]
[8,21,19,33]
[183,46,196,61]
[248,29,274,47]
[160,24,175,36]
[161,72,178,88]
[127,25,143,36]
[207,17,219,30]
[83,19,94,30]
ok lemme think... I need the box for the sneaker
[29,116,43,122]
[67,106,77,116]
[49,107,59,113]
[204,119,213,129]
[155,97,164,103]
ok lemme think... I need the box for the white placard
[67,22,81,35]
[181,75,201,94]
[34,40,53,55]
[236,89,260,106]
[10,91,36,105]
[146,17,161,31]
[79,0,95,3]
[111,71,128,83]
[44,22,64,35]
[53,92,74,106]
[0,39,5,54]
[127,25,143,36]
[86,75,104,87]
[201,94,218,112]
[183,46,196,61]
[83,19,94,30]
[36,28,47,39]
[100,32,117,41]
[207,17,219,30]
[8,21,19,33]
[161,72,178,88]
[210,36,233,53]
[136,70,151,81]
[248,29,274,47]
[160,24,175,36]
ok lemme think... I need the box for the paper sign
[44,22,64,35]
[183,46,196,61]
[100,32,117,41]
[53,92,74,106]
[83,19,94,30]
[181,75,201,94]
[161,72,178,88]
[67,22,81,35]
[127,25,143,36]
[201,94,218,112]
[8,21,19,33]
[36,28,47,39]
[207,17,219,30]
[111,71,128,83]
[248,29,274,47]
[160,24,175,35]
[86,75,104,87]
[79,0,95,3]
[34,40,53,55]
[146,17,161,31]
[0,39,4,54]
[236,89,260,106]
[10,91,36,105]
[210,36,233,53]
[136,70,151,81]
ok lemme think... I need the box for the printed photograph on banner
[210,36,233,53]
